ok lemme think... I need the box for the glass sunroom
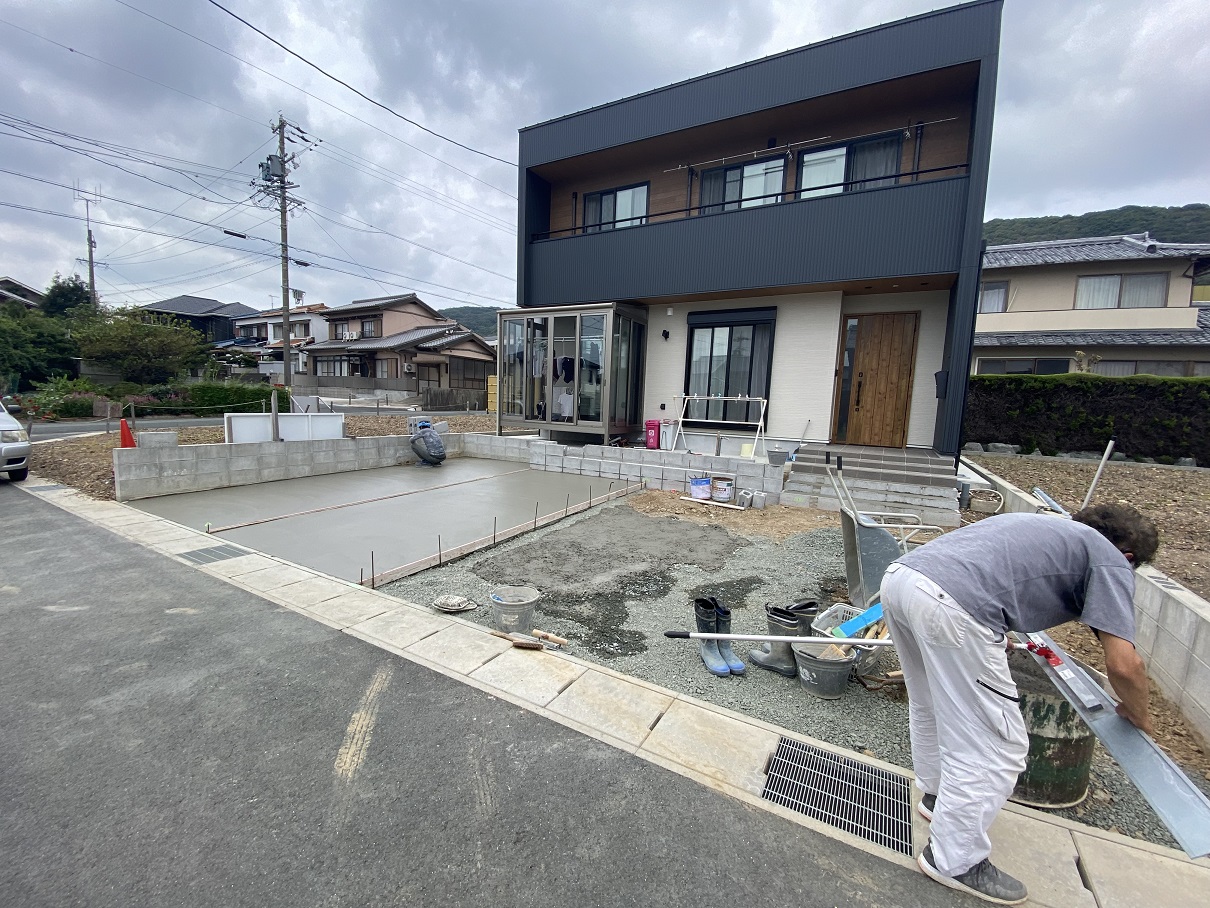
[497,303,647,443]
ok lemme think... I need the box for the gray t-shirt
[895,513,1136,640]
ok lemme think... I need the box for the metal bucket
[792,642,856,699]
[1007,650,1095,808]
[490,586,540,636]
[711,477,734,502]
[767,449,788,467]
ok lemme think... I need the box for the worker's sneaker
[918,843,1027,905]
[917,793,936,821]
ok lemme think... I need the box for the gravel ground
[382,494,1210,852]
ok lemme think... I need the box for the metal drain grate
[177,544,249,565]
[762,737,914,856]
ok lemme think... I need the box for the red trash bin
[645,419,660,449]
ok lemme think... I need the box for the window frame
[682,307,777,427]
[449,357,489,390]
[978,280,1010,314]
[797,131,904,198]
[699,155,787,214]
[360,318,382,338]
[1074,272,1170,310]
[975,357,1070,375]
[582,182,650,232]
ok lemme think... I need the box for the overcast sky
[1,0,1207,313]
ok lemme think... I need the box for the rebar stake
[533,501,539,530]
[493,516,497,545]
[438,535,443,565]
[371,551,375,588]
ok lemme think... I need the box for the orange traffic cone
[119,418,137,448]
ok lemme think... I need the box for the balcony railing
[533,163,968,241]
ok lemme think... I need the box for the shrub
[964,374,1210,462]
[183,382,289,414]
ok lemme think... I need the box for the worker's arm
[1096,630,1154,735]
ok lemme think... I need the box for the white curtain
[1120,273,1167,308]
[1075,275,1121,309]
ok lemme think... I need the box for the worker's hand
[1115,701,1155,735]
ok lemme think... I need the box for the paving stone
[234,564,315,593]
[406,623,511,674]
[471,648,585,707]
[349,607,450,650]
[305,591,394,626]
[1073,831,1210,908]
[641,700,778,794]
[548,670,672,746]
[203,553,278,577]
[987,811,1095,908]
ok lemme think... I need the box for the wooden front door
[831,312,919,448]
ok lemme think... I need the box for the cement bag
[410,427,446,465]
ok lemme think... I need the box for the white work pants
[881,563,1029,877]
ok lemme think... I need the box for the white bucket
[711,477,734,502]
[689,477,712,500]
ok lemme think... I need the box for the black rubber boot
[710,597,746,675]
[693,599,730,677]
[786,598,821,636]
[749,607,800,677]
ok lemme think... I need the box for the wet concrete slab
[130,460,611,584]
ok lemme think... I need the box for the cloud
[0,0,1206,311]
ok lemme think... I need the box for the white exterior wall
[840,290,951,448]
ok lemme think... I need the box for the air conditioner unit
[344,331,360,340]
[403,363,416,373]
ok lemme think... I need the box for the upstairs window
[700,158,785,213]
[1075,273,1168,309]
[798,134,902,197]
[361,318,381,338]
[584,184,648,232]
[332,321,350,339]
[978,281,1009,314]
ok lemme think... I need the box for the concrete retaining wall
[113,433,465,501]
[526,440,785,501]
[962,456,1210,743]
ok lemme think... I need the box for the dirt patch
[627,489,839,541]
[970,454,1210,601]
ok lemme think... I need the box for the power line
[203,0,516,168]
[110,0,516,199]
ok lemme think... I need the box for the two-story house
[139,295,258,343]
[973,233,1210,376]
[306,293,494,393]
[230,303,329,377]
[0,276,44,309]
[500,0,1001,455]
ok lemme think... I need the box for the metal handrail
[533,163,969,240]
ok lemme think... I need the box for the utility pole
[256,117,302,391]
[74,183,100,306]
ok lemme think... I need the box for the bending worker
[409,420,446,466]
[881,503,1158,905]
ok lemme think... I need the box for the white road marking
[333,663,394,783]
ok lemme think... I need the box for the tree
[75,309,209,385]
[0,301,78,391]
[41,272,96,318]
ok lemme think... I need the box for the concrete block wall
[525,439,783,502]
[780,471,960,528]
[113,433,466,501]
[964,456,1210,744]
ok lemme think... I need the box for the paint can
[689,477,712,500]
[490,586,541,636]
[711,476,735,502]
[1007,650,1095,808]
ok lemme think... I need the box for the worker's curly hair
[1072,504,1159,566]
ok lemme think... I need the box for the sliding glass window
[799,133,902,197]
[700,157,785,213]
[583,184,649,232]
[684,308,775,424]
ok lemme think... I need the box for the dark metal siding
[519,1,1002,167]
[524,178,968,307]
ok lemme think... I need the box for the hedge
[183,382,290,413]
[964,374,1210,463]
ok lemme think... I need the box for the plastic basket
[811,602,883,675]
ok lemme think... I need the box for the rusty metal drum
[1008,650,1096,808]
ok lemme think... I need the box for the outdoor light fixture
[662,329,670,340]
[666,307,673,316]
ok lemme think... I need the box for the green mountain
[438,305,503,338]
[983,203,1210,246]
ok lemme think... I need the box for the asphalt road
[0,485,976,908]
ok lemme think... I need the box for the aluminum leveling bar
[1021,631,1210,859]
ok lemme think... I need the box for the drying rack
[669,394,768,461]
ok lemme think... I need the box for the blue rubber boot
[710,597,746,675]
[693,599,731,677]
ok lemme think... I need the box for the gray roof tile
[974,307,1210,348]
[984,233,1210,269]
